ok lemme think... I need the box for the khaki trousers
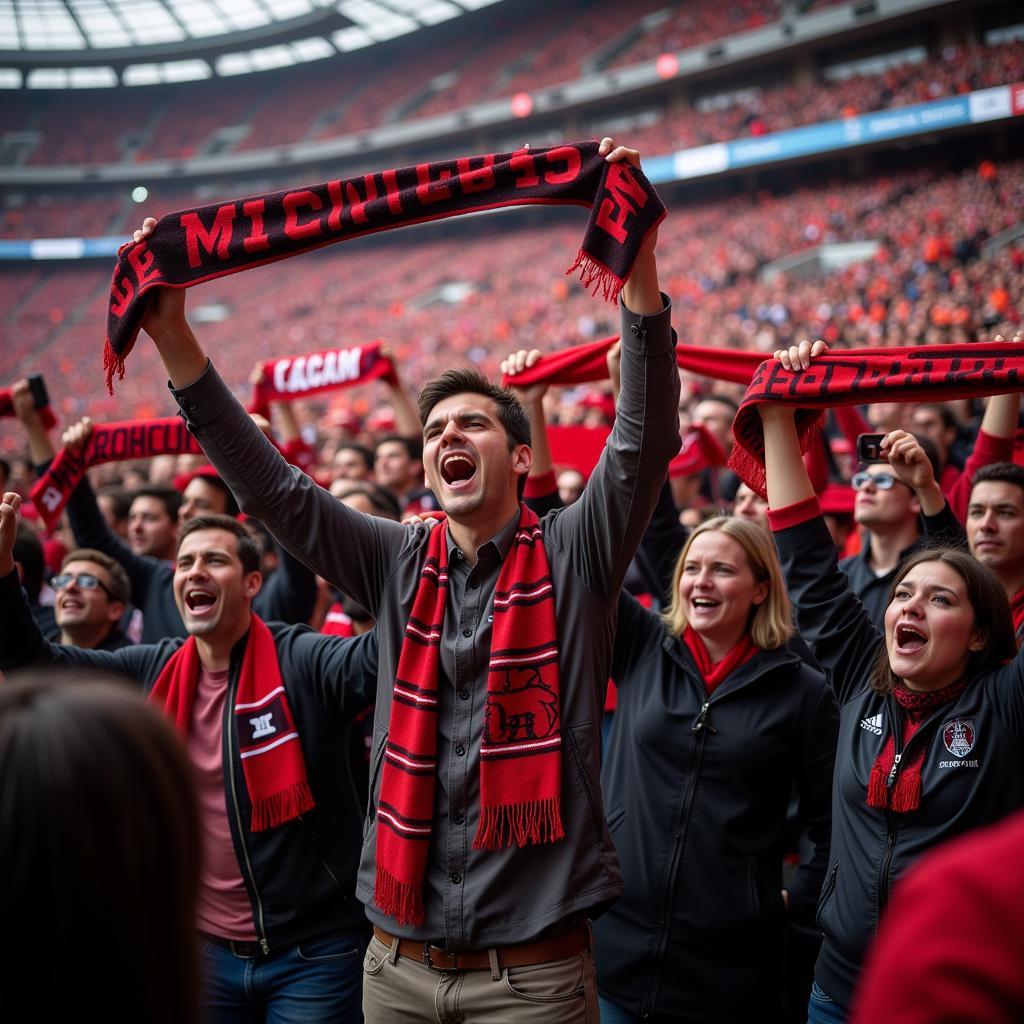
[361,932,600,1023]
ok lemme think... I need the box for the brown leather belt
[372,923,589,972]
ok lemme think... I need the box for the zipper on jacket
[690,700,718,734]
[226,664,271,955]
[642,692,711,1016]
[875,697,951,915]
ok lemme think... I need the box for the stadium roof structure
[0,0,502,81]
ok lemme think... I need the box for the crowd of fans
[3,155,1020,455]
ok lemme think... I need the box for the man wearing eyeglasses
[52,548,132,652]
[840,437,955,628]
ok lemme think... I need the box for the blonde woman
[595,516,837,1024]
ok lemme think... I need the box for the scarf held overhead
[30,417,202,530]
[498,335,764,389]
[149,614,315,831]
[730,343,1024,498]
[105,141,666,391]
[0,374,56,431]
[249,340,395,416]
[375,506,563,926]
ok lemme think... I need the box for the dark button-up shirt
[172,295,680,948]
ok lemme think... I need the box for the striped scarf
[375,505,564,926]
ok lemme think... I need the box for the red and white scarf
[375,505,564,925]
[149,614,314,831]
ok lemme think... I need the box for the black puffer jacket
[775,512,1024,1010]
[594,592,837,1023]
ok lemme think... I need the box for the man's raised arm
[132,255,408,615]
[522,142,679,600]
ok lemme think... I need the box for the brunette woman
[760,339,1024,1022]
[595,516,838,1024]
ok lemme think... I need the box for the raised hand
[61,417,94,452]
[500,348,548,405]
[0,490,23,575]
[773,338,829,372]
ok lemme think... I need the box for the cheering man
[0,497,378,1022]
[135,137,677,1021]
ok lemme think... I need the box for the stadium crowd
[2,128,1024,1022]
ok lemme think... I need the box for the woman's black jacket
[594,591,837,1022]
[774,512,1024,1010]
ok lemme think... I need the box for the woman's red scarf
[104,141,665,391]
[375,505,563,926]
[149,614,314,831]
[682,626,759,694]
[866,677,969,814]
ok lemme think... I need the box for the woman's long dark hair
[869,547,1016,694]
[0,672,202,1024]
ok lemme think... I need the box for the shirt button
[453,813,465,824]
[455,745,465,756]
[462,628,472,637]
[459,690,469,701]
[451,873,462,884]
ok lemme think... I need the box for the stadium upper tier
[3,37,1021,242]
[0,0,985,174]
[2,155,1020,452]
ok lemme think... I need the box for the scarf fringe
[472,798,565,851]
[103,337,126,396]
[866,763,889,809]
[375,868,424,926]
[890,769,922,812]
[249,781,316,833]
[567,250,623,305]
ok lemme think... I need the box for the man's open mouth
[440,453,477,487]
[185,589,217,613]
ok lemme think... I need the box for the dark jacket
[62,473,317,643]
[775,513,1024,1010]
[594,592,837,1022]
[0,568,379,953]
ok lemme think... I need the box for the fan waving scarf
[104,141,665,392]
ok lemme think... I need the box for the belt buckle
[423,943,458,971]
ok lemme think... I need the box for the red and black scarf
[149,614,314,831]
[104,141,665,391]
[1010,588,1024,640]
[683,626,758,694]
[375,505,563,926]
[729,343,1024,497]
[30,417,203,530]
[248,340,396,417]
[866,677,969,814]
[497,334,765,389]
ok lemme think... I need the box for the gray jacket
[171,295,679,948]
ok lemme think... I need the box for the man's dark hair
[972,461,1024,498]
[131,485,182,521]
[185,473,239,519]
[374,434,423,462]
[177,515,261,575]
[336,442,374,473]
[61,548,132,606]
[95,486,132,523]
[417,369,531,449]
[697,394,739,416]
[333,483,402,521]
[12,525,44,603]
[909,433,942,480]
[915,402,958,432]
